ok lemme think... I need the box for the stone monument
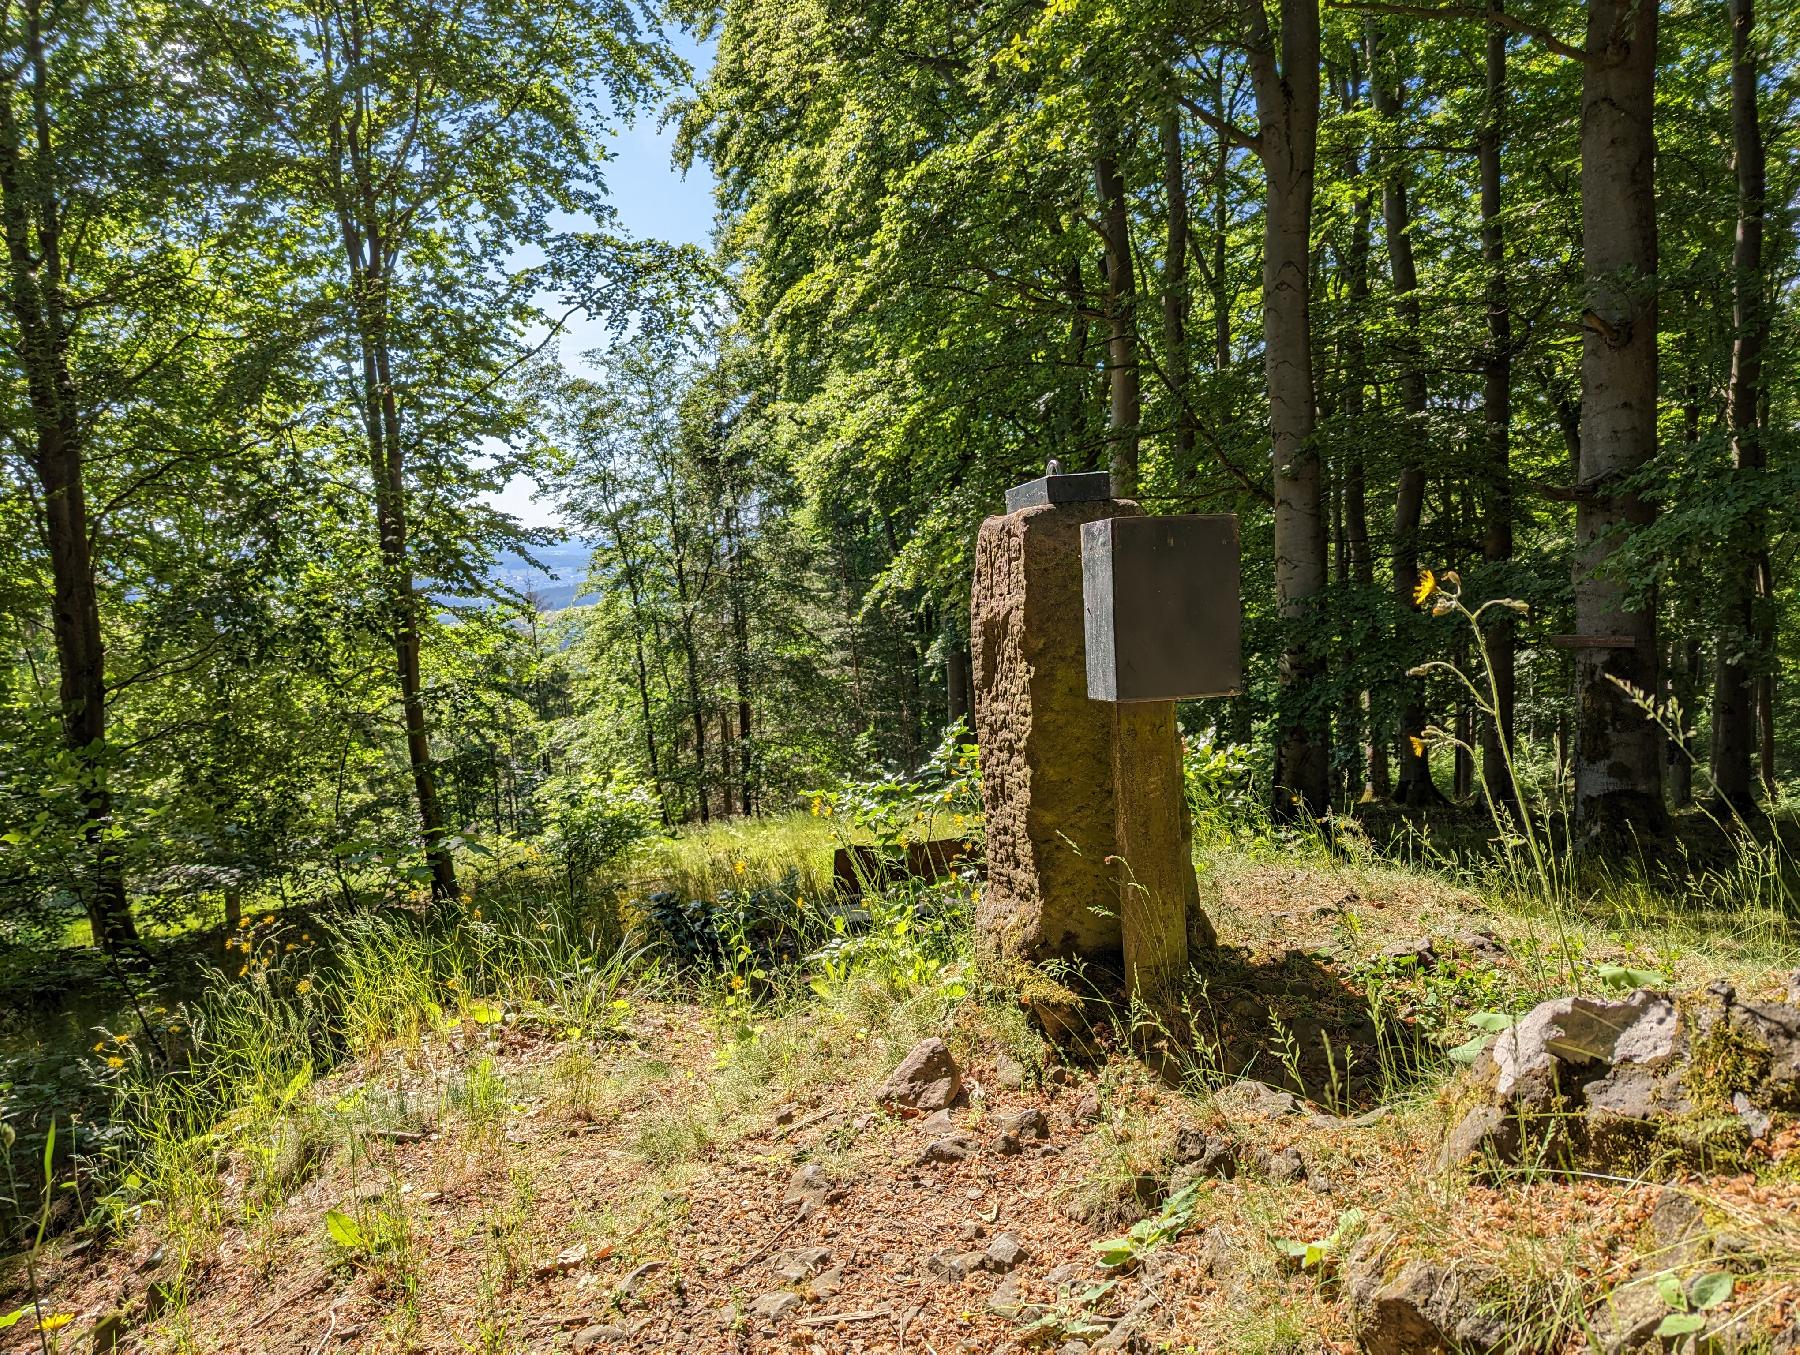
[971,466,1238,1006]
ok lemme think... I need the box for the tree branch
[1327,0,1590,63]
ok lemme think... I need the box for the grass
[11,782,1800,1351]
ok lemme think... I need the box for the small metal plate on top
[1082,514,1242,702]
[1004,471,1113,514]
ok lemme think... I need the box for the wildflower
[1409,736,1426,757]
[113,1032,131,1044]
[296,979,313,995]
[472,908,482,921]
[106,1056,124,1069]
[263,914,274,925]
[92,1041,107,1053]
[284,943,296,952]
[237,965,248,977]
[238,916,251,929]
[733,860,746,876]
[730,974,746,992]
[1411,569,1436,607]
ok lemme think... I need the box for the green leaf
[1690,1272,1734,1311]
[0,1307,27,1330]
[1091,1238,1135,1267]
[1447,1033,1494,1064]
[1654,1272,1685,1309]
[467,1001,504,1025]
[325,1208,365,1250]
[1595,963,1666,991]
[1655,1313,1706,1337]
[1467,1011,1520,1032]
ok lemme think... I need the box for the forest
[3,0,1800,1348]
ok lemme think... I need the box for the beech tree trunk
[0,32,140,952]
[1478,2,1517,814]
[1162,92,1196,470]
[1095,151,1140,496]
[1368,22,1440,808]
[1573,0,1666,843]
[1710,0,1769,818]
[1242,0,1327,817]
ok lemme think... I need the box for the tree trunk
[1669,637,1699,807]
[1368,21,1440,808]
[1574,0,1666,843]
[0,54,138,952]
[1242,0,1328,818]
[1162,92,1196,470]
[726,501,754,816]
[1710,0,1768,818]
[1477,2,1517,815]
[1095,151,1140,497]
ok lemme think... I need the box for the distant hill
[487,542,596,612]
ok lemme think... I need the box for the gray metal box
[1081,514,1241,702]
[1004,470,1113,514]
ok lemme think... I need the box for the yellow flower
[730,974,746,991]
[262,914,274,925]
[92,1041,107,1053]
[238,917,251,929]
[733,860,746,875]
[1411,569,1436,607]
[284,943,296,953]
[1409,736,1426,757]
[296,979,313,994]
[237,965,248,977]
[106,1056,124,1069]
[113,1032,131,1044]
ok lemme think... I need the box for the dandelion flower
[106,1056,124,1069]
[1411,569,1436,607]
[296,979,312,995]
[1409,736,1426,757]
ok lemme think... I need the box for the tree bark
[1367,21,1440,808]
[1710,0,1769,817]
[1095,151,1140,497]
[0,25,139,952]
[1477,2,1517,815]
[1162,92,1195,470]
[1573,0,1666,843]
[1242,0,1328,818]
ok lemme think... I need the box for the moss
[1682,1004,1772,1117]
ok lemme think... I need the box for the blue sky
[488,29,717,530]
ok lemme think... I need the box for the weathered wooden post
[971,466,1239,1012]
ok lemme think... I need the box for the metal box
[1004,470,1112,514]
[1081,514,1241,702]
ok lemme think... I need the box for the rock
[1489,991,1677,1111]
[1590,1280,1667,1355]
[994,1053,1028,1091]
[1093,1296,1158,1352]
[1455,929,1509,963]
[1228,1079,1303,1118]
[773,1103,799,1126]
[1438,1105,1517,1172]
[1727,1000,1800,1105]
[1650,1189,1708,1269]
[1057,1345,1092,1355]
[1171,1126,1237,1179]
[1260,1146,1307,1184]
[750,1291,802,1322]
[920,1133,978,1163]
[1197,1228,1236,1279]
[985,1232,1028,1273]
[920,1108,956,1133]
[1043,1262,1085,1290]
[987,1275,1025,1315]
[926,1249,987,1283]
[90,1314,125,1354]
[783,1163,829,1207]
[811,1264,844,1296]
[770,1246,832,1282]
[1734,1091,1772,1140]
[998,1107,1051,1140]
[1075,1091,1102,1123]
[959,1219,985,1242]
[880,1037,963,1111]
[1349,1251,1506,1355]
[1381,936,1438,969]
[572,1325,632,1349]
